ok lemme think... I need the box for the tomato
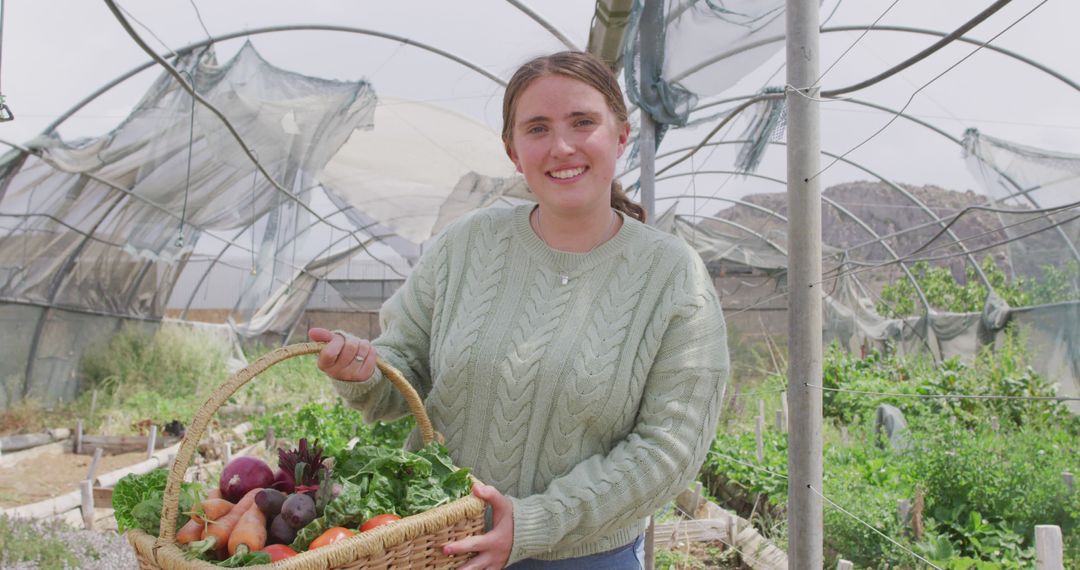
[260,544,298,561]
[309,526,356,549]
[359,513,402,532]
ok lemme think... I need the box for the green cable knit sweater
[332,204,729,564]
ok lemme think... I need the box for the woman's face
[507,74,630,216]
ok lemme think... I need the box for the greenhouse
[0,1,1076,568]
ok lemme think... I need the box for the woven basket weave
[126,342,486,569]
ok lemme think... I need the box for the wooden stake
[644,515,655,570]
[266,426,276,451]
[837,561,853,570]
[145,425,157,461]
[780,392,788,433]
[840,425,849,445]
[79,480,95,530]
[990,416,999,432]
[89,390,98,419]
[224,442,233,464]
[86,447,103,484]
[758,399,766,425]
[1035,525,1064,569]
[1063,472,1075,494]
[75,420,84,455]
[755,415,765,463]
[775,409,784,432]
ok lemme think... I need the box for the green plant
[252,400,413,457]
[877,256,1078,318]
[0,515,91,570]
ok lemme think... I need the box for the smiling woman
[313,51,729,570]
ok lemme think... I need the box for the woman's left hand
[443,483,514,570]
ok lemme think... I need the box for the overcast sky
[2,0,1077,203]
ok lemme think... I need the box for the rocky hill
[712,181,1075,280]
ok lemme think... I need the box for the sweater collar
[513,204,640,275]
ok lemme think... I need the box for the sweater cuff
[330,368,384,402]
[506,495,554,565]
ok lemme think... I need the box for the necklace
[534,207,618,285]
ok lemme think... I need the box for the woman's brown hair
[501,51,646,223]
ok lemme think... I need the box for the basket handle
[154,341,436,545]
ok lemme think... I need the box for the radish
[219,457,275,503]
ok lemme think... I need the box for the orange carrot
[201,498,235,521]
[188,487,261,557]
[227,503,268,556]
[207,487,222,500]
[176,517,204,544]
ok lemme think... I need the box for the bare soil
[0,449,149,508]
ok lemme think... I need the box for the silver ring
[354,355,365,364]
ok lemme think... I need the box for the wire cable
[708,450,788,480]
[808,485,944,569]
[810,0,1047,182]
[188,0,214,43]
[806,383,1080,402]
[812,0,903,89]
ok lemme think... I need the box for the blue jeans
[505,535,645,570]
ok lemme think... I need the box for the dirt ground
[0,449,149,508]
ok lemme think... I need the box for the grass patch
[0,515,88,570]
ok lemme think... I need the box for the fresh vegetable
[275,438,329,494]
[227,503,268,556]
[260,544,298,562]
[268,514,298,546]
[359,513,401,532]
[112,469,201,535]
[201,498,235,521]
[188,487,262,557]
[280,493,317,529]
[308,527,355,550]
[290,442,470,551]
[219,457,275,503]
[254,488,287,518]
[176,517,204,544]
[217,549,270,568]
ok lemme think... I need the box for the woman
[309,51,729,569]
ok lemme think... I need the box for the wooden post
[224,442,233,464]
[644,515,655,570]
[837,560,853,570]
[75,420,84,455]
[80,479,95,530]
[1035,525,1064,569]
[780,392,789,433]
[89,389,98,419]
[86,447,103,484]
[266,426,276,451]
[1063,472,1075,494]
[990,416,999,432]
[755,414,765,463]
[775,409,784,432]
[728,512,737,547]
[145,425,157,460]
[758,399,766,425]
[840,425,849,445]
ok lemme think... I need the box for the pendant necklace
[534,207,618,285]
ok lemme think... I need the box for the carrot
[176,517,204,544]
[207,487,222,500]
[201,498,235,521]
[187,487,261,557]
[227,503,268,556]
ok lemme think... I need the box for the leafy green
[112,469,201,535]
[290,442,472,551]
[217,549,271,567]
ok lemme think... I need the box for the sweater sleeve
[506,256,730,563]
[331,233,448,423]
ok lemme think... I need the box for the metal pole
[786,0,823,567]
[639,3,662,567]
[637,0,662,226]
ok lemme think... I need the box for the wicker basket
[126,341,486,569]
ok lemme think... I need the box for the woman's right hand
[308,327,378,382]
